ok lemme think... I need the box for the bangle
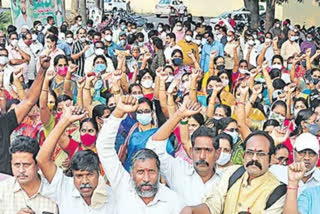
[84,87,91,90]
[113,90,121,95]
[65,79,71,82]
[190,88,197,91]
[42,89,48,92]
[236,102,245,106]
[180,120,188,125]
[287,186,299,191]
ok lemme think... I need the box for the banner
[11,0,64,33]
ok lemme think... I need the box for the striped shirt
[72,40,86,77]
[0,177,58,213]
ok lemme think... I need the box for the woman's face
[294,101,307,114]
[188,117,200,135]
[56,58,67,70]
[214,107,227,118]
[47,93,56,110]
[272,58,282,67]
[239,62,248,70]
[264,125,277,135]
[219,73,229,82]
[94,57,106,66]
[225,122,238,132]
[219,139,232,154]
[216,58,225,66]
[107,96,116,109]
[80,121,97,136]
[272,105,286,118]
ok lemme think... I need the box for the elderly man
[0,136,58,213]
[36,105,116,213]
[146,101,223,206]
[280,30,301,61]
[96,95,185,213]
[270,133,320,196]
[181,131,286,214]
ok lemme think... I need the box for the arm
[305,49,312,70]
[179,120,192,158]
[245,45,252,66]
[17,47,31,62]
[12,70,26,100]
[180,205,211,214]
[262,61,274,104]
[71,45,89,60]
[83,76,94,117]
[235,84,251,140]
[207,83,223,118]
[39,70,55,125]
[232,44,240,74]
[76,77,85,107]
[63,64,77,98]
[15,56,50,124]
[189,69,201,102]
[272,37,280,55]
[159,78,169,118]
[257,42,271,67]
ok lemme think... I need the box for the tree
[244,0,260,29]
[80,0,87,23]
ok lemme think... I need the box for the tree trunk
[80,0,87,23]
[61,0,66,21]
[265,0,275,31]
[71,0,79,16]
[99,0,104,12]
[244,0,259,29]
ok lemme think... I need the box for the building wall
[276,0,320,27]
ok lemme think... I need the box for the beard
[21,8,26,15]
[131,174,160,198]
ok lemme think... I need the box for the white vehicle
[104,0,127,12]
[210,10,251,27]
[155,0,186,18]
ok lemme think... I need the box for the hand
[39,55,51,70]
[292,56,300,65]
[62,105,87,124]
[234,40,240,49]
[143,52,152,61]
[178,100,201,118]
[191,69,202,81]
[112,69,123,82]
[265,40,272,48]
[273,36,278,44]
[13,68,23,82]
[45,69,56,81]
[252,83,263,95]
[69,64,78,73]
[288,83,296,93]
[83,45,90,52]
[288,162,307,184]
[306,48,312,57]
[167,78,180,94]
[270,127,289,145]
[316,49,320,56]
[262,60,269,70]
[77,77,86,89]
[155,67,168,81]
[117,54,126,64]
[187,51,195,59]
[239,82,249,95]
[250,68,259,77]
[17,208,35,214]
[115,95,138,113]
[213,82,224,93]
[210,50,217,59]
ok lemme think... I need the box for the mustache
[17,173,27,178]
[195,159,209,167]
[79,183,93,190]
[246,160,262,170]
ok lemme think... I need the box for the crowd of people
[0,10,319,214]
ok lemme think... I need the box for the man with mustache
[0,136,58,213]
[36,105,116,213]
[16,0,33,33]
[181,131,286,214]
[270,133,320,196]
[96,95,185,213]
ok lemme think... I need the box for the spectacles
[225,128,239,132]
[295,149,317,158]
[136,109,152,114]
[244,150,269,159]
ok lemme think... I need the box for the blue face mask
[308,123,319,136]
[287,64,293,71]
[224,131,239,145]
[121,25,126,31]
[136,113,152,126]
[313,78,319,85]
[94,64,106,73]
[172,58,183,66]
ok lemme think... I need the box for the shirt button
[238,203,242,207]
[242,184,246,188]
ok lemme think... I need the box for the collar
[187,164,223,180]
[242,170,273,187]
[13,176,43,198]
[308,168,320,182]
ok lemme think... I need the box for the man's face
[243,135,270,179]
[11,152,38,186]
[73,170,99,199]
[191,136,220,178]
[131,159,159,198]
[294,149,318,172]
[20,0,27,14]
[45,38,53,49]
[24,34,32,46]
[78,29,87,39]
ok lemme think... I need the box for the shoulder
[0,176,15,189]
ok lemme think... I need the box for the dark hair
[293,97,308,109]
[92,104,108,119]
[56,94,72,104]
[215,132,233,151]
[291,108,314,136]
[263,119,280,131]
[147,30,158,39]
[214,56,225,65]
[130,148,160,171]
[60,24,68,34]
[53,54,68,66]
[48,88,58,111]
[93,55,107,66]
[138,69,155,82]
[9,32,18,39]
[167,32,176,41]
[191,126,218,149]
[80,118,99,134]
[191,113,205,126]
[136,32,144,39]
[87,19,93,26]
[243,131,275,157]
[214,104,232,117]
[205,31,214,39]
[129,83,143,94]
[9,136,39,163]
[48,26,59,36]
[152,37,164,50]
[5,99,20,112]
[93,31,102,39]
[127,33,136,45]
[216,117,237,134]
[46,34,58,44]
[271,100,287,115]
[138,97,153,111]
[47,16,54,23]
[76,27,87,34]
[275,143,289,154]
[272,55,284,65]
[171,49,183,59]
[269,68,281,80]
[66,30,73,37]
[71,150,100,173]
[7,25,17,34]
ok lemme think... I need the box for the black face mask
[109,107,116,113]
[216,65,225,71]
[207,89,213,97]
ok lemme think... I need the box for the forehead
[138,102,151,109]
[219,138,231,149]
[132,85,142,91]
[188,117,199,125]
[226,121,237,129]
[81,121,94,129]
[133,158,158,170]
[73,170,95,176]
[12,152,34,163]
[246,135,270,152]
[194,136,214,148]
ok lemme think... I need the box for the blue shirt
[298,185,320,214]
[57,40,71,56]
[200,40,224,73]
[106,42,123,58]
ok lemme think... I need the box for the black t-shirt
[0,110,18,175]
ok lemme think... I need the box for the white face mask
[222,79,229,87]
[66,38,73,44]
[227,36,233,42]
[78,21,83,26]
[224,131,239,145]
[201,38,207,45]
[216,152,232,166]
[294,109,301,118]
[290,36,297,42]
[272,64,282,70]
[304,165,317,177]
[265,38,272,43]
[176,26,182,31]
[0,56,9,65]
[80,37,86,43]
[239,68,249,74]
[158,27,163,32]
[95,48,104,56]
[37,25,42,31]
[11,39,18,47]
[105,35,112,42]
[185,35,192,42]
[32,34,37,41]
[141,79,153,89]
[195,39,201,45]
[307,37,312,42]
[247,40,255,46]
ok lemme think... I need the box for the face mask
[225,131,239,145]
[66,38,73,44]
[253,35,258,39]
[216,152,232,166]
[47,103,55,111]
[287,63,293,71]
[176,26,182,31]
[247,40,255,46]
[304,166,317,177]
[173,58,183,66]
[80,37,86,43]
[105,35,112,42]
[227,36,232,42]
[313,78,319,85]
[185,35,192,42]
[141,79,153,89]
[213,116,222,121]
[201,38,207,46]
[78,21,83,25]
[0,56,9,65]
[294,109,301,118]
[222,79,229,87]
[136,113,152,126]
[32,34,37,41]
[109,106,116,113]
[239,68,249,74]
[37,25,42,31]
[57,66,68,76]
[265,38,272,43]
[95,48,105,56]
[207,89,213,97]
[276,23,280,28]
[268,111,285,125]
[25,40,32,46]
[11,39,18,47]
[216,65,225,71]
[94,64,107,73]
[131,29,137,33]
[137,61,143,68]
[272,64,282,70]
[134,94,144,100]
[158,27,163,32]
[120,39,126,46]
[138,42,145,47]
[307,123,319,136]
[80,133,97,147]
[290,36,296,42]
[195,39,201,45]
[121,25,127,31]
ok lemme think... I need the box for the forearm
[77,89,84,107]
[9,59,26,65]
[120,74,129,93]
[167,94,177,117]
[207,92,218,118]
[245,50,251,65]
[40,80,51,124]
[71,50,84,60]
[283,181,299,214]
[257,48,267,66]
[0,89,6,113]
[159,80,169,118]
[246,94,258,116]
[236,95,251,139]
[290,63,297,82]
[233,48,239,67]
[189,79,198,102]
[306,56,312,70]
[17,48,30,62]
[154,76,160,100]
[13,80,26,100]
[262,68,274,102]
[286,92,293,119]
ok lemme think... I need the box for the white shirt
[164,45,182,61]
[84,54,115,74]
[15,13,33,33]
[18,40,36,81]
[96,115,185,214]
[41,168,116,214]
[270,164,320,196]
[146,138,223,206]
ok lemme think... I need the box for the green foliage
[0,11,12,32]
